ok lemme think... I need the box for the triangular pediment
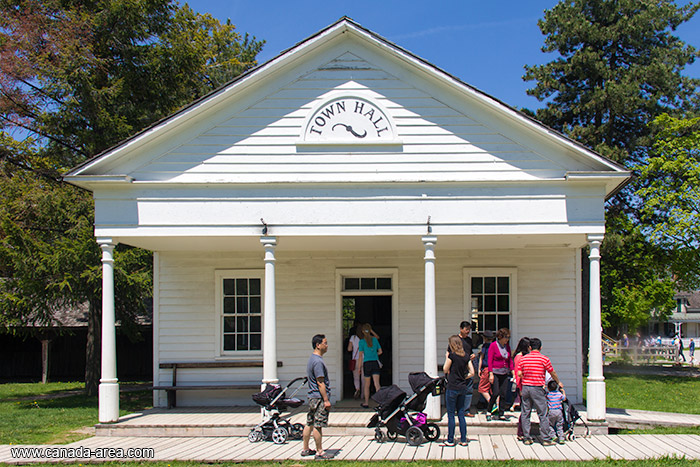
[65,18,628,195]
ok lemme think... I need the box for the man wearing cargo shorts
[301,334,333,460]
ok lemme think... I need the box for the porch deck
[94,399,697,438]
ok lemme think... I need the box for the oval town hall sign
[304,97,395,143]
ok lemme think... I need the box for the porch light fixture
[260,218,268,235]
[426,216,432,234]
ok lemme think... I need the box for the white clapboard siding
[155,247,581,407]
[130,52,594,184]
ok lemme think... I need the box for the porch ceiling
[113,233,589,252]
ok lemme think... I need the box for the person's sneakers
[541,440,556,446]
[523,438,534,445]
[557,438,566,445]
[485,414,492,421]
[466,412,475,418]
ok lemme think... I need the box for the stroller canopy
[408,372,437,393]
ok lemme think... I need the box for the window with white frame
[465,269,516,334]
[218,272,263,353]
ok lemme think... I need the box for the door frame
[335,268,399,399]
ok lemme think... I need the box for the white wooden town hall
[65,18,629,423]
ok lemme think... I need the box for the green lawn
[0,382,151,445]
[588,373,700,415]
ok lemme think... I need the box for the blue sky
[184,0,700,112]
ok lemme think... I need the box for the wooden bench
[153,360,283,408]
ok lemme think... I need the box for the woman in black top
[442,335,475,446]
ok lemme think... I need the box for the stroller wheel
[406,426,424,446]
[248,430,262,443]
[569,433,576,441]
[290,423,304,440]
[424,422,440,442]
[271,426,288,444]
[374,428,387,443]
[387,430,398,441]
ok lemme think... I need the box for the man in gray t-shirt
[301,334,332,460]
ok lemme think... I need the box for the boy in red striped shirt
[515,337,563,446]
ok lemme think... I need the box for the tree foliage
[524,0,700,332]
[524,0,700,162]
[0,0,263,389]
[634,114,700,289]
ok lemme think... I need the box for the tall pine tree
[523,0,700,332]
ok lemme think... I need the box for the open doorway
[342,295,392,399]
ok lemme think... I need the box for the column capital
[260,236,277,247]
[97,237,116,248]
[422,235,437,245]
[587,234,605,245]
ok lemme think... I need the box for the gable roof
[64,17,629,192]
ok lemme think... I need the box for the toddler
[546,380,566,444]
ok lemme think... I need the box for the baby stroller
[367,372,444,446]
[248,376,307,444]
[562,398,589,440]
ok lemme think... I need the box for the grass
[596,373,700,415]
[0,382,152,445]
[12,460,700,467]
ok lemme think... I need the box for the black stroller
[248,377,307,444]
[562,398,589,440]
[367,372,445,446]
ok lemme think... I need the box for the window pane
[250,316,261,333]
[237,334,248,351]
[471,277,483,294]
[497,277,509,294]
[485,295,496,312]
[471,295,482,312]
[345,278,359,290]
[249,297,261,314]
[499,315,510,330]
[250,334,261,351]
[485,277,496,293]
[223,335,236,351]
[237,297,248,314]
[249,278,261,295]
[485,314,497,331]
[223,317,235,333]
[236,316,248,333]
[223,297,236,314]
[361,278,375,290]
[236,278,248,295]
[497,295,509,312]
[376,278,392,290]
[223,279,235,296]
[477,315,485,333]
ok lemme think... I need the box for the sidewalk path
[2,433,699,463]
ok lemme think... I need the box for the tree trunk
[41,339,51,384]
[85,300,101,396]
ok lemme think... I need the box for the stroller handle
[287,376,308,387]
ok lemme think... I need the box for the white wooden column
[422,235,440,420]
[586,235,606,421]
[98,238,119,423]
[261,236,278,384]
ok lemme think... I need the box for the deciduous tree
[0,0,263,391]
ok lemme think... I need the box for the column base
[99,381,120,423]
[425,394,441,421]
[586,379,606,421]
